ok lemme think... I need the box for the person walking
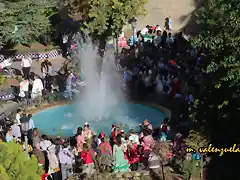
[21,55,32,79]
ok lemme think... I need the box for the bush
[0,74,6,86]
[0,142,42,180]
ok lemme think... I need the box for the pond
[33,102,166,136]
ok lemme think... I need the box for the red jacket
[41,173,48,180]
[127,144,139,164]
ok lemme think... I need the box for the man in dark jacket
[19,112,29,135]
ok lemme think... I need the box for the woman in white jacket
[19,78,29,98]
[31,75,44,99]
[47,145,61,180]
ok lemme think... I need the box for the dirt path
[137,0,197,32]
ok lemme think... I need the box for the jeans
[61,164,73,180]
[65,85,72,99]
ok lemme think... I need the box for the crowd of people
[0,22,206,180]
[121,24,204,105]
[1,106,181,180]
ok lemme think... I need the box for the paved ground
[0,56,65,114]
[136,0,197,32]
[11,56,65,76]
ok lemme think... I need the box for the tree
[190,0,240,143]
[189,0,240,179]
[86,0,147,38]
[0,0,56,46]
[60,0,90,21]
[65,0,147,39]
[0,142,42,180]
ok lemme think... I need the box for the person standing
[21,55,32,79]
[40,60,49,88]
[112,134,130,172]
[58,142,74,180]
[168,16,173,30]
[19,112,29,132]
[19,78,29,99]
[11,120,21,140]
[27,114,35,145]
[16,108,22,126]
[65,70,75,99]
[31,75,44,99]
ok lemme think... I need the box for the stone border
[29,100,172,118]
[128,100,172,119]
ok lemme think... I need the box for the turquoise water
[33,103,165,136]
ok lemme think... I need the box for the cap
[84,122,88,125]
[121,129,124,133]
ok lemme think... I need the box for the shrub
[0,142,42,180]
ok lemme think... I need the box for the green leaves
[85,0,147,37]
[188,0,240,141]
[0,142,42,180]
[0,0,57,45]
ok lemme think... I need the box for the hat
[121,129,124,133]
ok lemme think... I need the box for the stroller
[0,57,16,77]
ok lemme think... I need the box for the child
[98,137,112,171]
[81,143,96,174]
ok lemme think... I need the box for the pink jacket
[76,135,85,152]
[99,142,112,155]
[142,135,155,151]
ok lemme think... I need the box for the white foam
[61,124,73,129]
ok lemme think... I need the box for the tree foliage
[64,0,147,38]
[189,1,240,178]
[0,142,42,180]
[86,0,147,37]
[0,0,56,45]
[60,0,90,21]
[190,0,240,140]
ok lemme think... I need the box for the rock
[133,172,141,176]
[122,172,132,178]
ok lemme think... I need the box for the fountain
[33,32,166,136]
[75,36,124,121]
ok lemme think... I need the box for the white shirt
[29,118,35,130]
[11,124,21,138]
[154,36,161,46]
[140,28,148,35]
[40,140,52,151]
[21,58,32,68]
[20,80,29,92]
[166,37,174,44]
[129,134,140,145]
[16,113,21,125]
[156,26,162,31]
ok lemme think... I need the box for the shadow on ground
[179,0,208,36]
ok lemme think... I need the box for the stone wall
[71,168,183,180]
